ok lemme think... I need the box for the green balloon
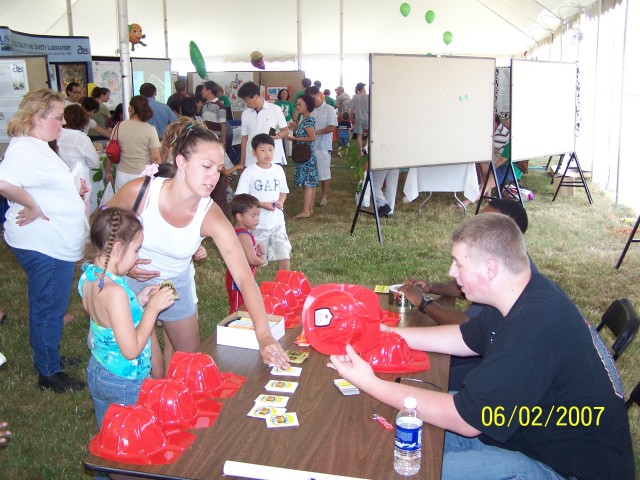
[400,3,411,17]
[189,41,207,80]
[425,10,435,24]
[443,31,453,45]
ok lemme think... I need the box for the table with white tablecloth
[403,163,480,206]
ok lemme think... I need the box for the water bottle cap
[404,397,417,409]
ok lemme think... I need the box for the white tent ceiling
[1,0,597,64]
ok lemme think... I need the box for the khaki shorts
[254,225,292,262]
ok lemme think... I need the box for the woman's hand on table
[16,205,48,226]
[258,336,290,369]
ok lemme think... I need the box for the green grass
[0,155,638,478]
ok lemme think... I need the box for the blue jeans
[442,432,568,480]
[10,247,75,376]
[87,356,146,429]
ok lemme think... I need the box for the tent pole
[66,0,73,36]
[297,0,302,71]
[340,0,344,86]
[614,0,631,206]
[163,0,169,60]
[117,0,132,120]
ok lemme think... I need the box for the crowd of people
[0,81,635,479]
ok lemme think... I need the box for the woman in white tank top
[107,118,290,371]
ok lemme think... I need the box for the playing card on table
[265,380,299,393]
[374,285,390,293]
[254,394,290,407]
[247,406,286,419]
[266,412,299,428]
[286,350,309,364]
[271,366,302,377]
[334,378,360,396]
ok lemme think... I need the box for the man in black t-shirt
[328,213,634,480]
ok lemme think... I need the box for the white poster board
[131,58,172,103]
[369,54,495,170]
[510,60,577,161]
[0,58,29,143]
[92,60,123,109]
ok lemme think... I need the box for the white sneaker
[402,196,411,204]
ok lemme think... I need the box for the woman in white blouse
[58,104,101,217]
[0,88,86,393]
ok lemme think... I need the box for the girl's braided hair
[86,207,143,290]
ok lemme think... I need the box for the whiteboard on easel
[369,54,495,170]
[510,60,577,161]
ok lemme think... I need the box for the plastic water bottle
[394,397,423,476]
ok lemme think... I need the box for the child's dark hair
[231,194,260,217]
[164,117,221,164]
[251,133,275,151]
[87,207,143,290]
[341,111,350,121]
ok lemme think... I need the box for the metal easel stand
[551,152,592,204]
[545,153,566,184]
[615,215,640,269]
[475,161,502,214]
[350,169,383,244]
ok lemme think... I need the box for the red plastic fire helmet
[360,330,431,373]
[260,281,300,313]
[166,352,246,399]
[303,284,383,324]
[302,288,380,355]
[262,294,286,317]
[274,271,312,300]
[88,404,195,465]
[137,378,223,431]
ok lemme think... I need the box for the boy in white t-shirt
[235,134,291,270]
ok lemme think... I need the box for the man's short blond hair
[7,88,64,137]
[450,213,529,274]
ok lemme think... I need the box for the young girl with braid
[79,207,175,428]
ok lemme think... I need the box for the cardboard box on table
[217,311,285,349]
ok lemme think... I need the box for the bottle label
[395,420,423,451]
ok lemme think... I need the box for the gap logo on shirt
[253,179,280,192]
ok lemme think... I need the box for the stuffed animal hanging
[129,24,147,51]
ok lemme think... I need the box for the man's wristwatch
[418,294,434,314]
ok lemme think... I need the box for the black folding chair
[596,298,640,361]
[626,380,640,410]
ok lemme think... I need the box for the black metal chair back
[596,298,640,361]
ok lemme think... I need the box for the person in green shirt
[275,89,294,122]
[323,89,336,108]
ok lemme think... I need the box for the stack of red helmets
[89,352,246,465]
[260,281,301,328]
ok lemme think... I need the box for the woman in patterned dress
[288,94,317,219]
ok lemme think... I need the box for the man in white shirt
[238,81,288,168]
[201,80,227,143]
[308,86,337,206]
[64,82,83,107]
